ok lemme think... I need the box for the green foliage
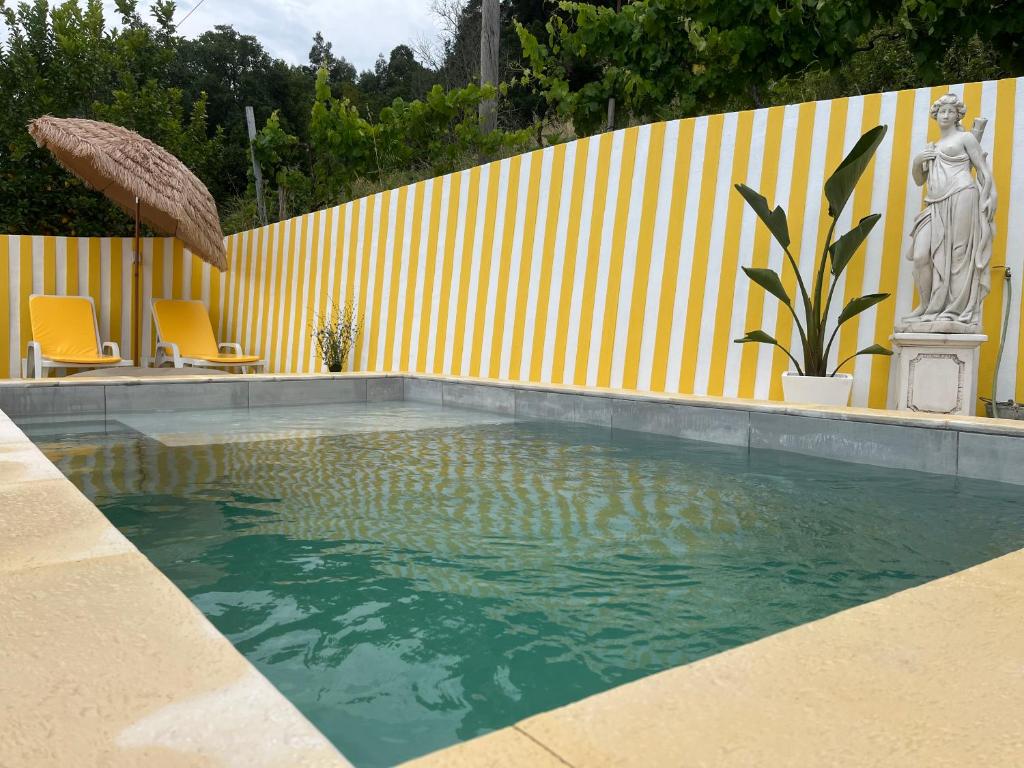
[0,1,534,234]
[0,1,463,235]
[92,85,226,187]
[170,24,317,204]
[311,302,359,372]
[252,110,311,220]
[357,45,438,119]
[898,0,1024,78]
[517,1,1018,135]
[251,67,533,218]
[3,0,1015,238]
[0,0,223,235]
[734,126,893,378]
[374,81,533,177]
[308,68,375,203]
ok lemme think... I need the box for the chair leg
[27,348,42,379]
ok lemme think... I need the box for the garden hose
[991,266,1012,405]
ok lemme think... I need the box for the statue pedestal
[890,333,987,415]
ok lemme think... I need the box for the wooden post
[246,106,269,226]
[607,0,623,131]
[479,0,500,133]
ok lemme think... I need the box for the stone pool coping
[1,371,1023,766]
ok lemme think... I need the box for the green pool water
[24,402,1024,767]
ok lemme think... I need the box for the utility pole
[245,106,269,227]
[479,0,500,133]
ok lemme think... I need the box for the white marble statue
[897,93,997,333]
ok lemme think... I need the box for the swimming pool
[23,401,1024,767]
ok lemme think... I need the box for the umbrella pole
[133,197,141,367]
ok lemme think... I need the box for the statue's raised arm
[898,93,996,334]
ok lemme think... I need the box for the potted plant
[312,302,359,373]
[734,125,892,406]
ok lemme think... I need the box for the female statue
[899,93,997,332]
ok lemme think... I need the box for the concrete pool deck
[1,372,1023,766]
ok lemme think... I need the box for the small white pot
[781,372,853,407]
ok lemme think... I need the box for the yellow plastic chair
[151,298,265,372]
[26,294,133,378]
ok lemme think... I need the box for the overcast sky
[101,0,444,71]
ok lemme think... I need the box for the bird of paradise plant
[734,124,893,377]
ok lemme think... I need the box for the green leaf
[832,342,893,375]
[735,329,804,376]
[735,183,790,249]
[829,213,881,276]
[824,125,887,218]
[742,266,791,306]
[836,292,889,327]
[735,330,779,345]
[855,343,893,357]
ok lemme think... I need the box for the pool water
[23,402,1024,767]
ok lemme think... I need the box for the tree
[252,110,311,221]
[899,0,1024,78]
[307,30,357,85]
[1,0,530,235]
[249,67,532,221]
[0,0,220,235]
[171,25,313,201]
[516,0,1018,136]
[358,45,438,119]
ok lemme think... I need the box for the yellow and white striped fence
[4,76,1024,410]
[0,236,224,377]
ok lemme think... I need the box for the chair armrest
[101,341,121,358]
[218,342,243,355]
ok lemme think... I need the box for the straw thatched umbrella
[27,116,227,365]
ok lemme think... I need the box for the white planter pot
[781,372,853,406]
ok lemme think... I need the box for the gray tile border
[404,377,443,404]
[442,381,516,415]
[572,394,613,428]
[248,377,366,407]
[0,385,106,418]
[612,400,749,447]
[956,431,1024,485]
[105,381,249,413]
[749,411,959,475]
[4,373,1023,483]
[366,377,404,402]
[515,390,577,422]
